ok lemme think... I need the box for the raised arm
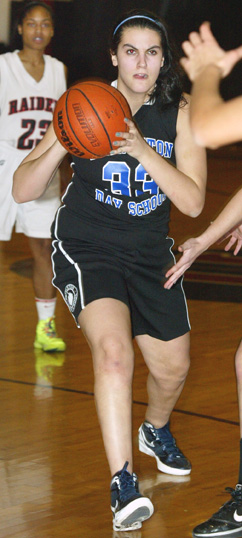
[12,122,68,203]
[164,187,242,288]
[112,96,207,218]
[180,22,242,148]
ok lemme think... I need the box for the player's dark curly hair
[109,9,187,111]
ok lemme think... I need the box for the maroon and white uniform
[0,51,66,239]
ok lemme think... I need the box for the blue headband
[113,15,162,36]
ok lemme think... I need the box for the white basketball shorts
[0,144,61,240]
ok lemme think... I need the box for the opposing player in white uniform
[0,1,68,351]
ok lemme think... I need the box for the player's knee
[177,356,190,383]
[94,335,134,378]
[175,357,190,383]
[29,237,52,261]
[157,354,190,386]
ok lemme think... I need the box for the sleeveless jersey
[63,98,178,236]
[0,51,66,156]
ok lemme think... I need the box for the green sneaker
[34,316,66,352]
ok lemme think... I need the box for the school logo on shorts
[64,284,78,312]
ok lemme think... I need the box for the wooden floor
[0,148,241,538]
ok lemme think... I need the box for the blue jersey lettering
[103,161,131,196]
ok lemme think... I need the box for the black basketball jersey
[62,97,178,235]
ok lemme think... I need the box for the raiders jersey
[62,97,178,234]
[0,51,66,153]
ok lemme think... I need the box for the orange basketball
[53,80,132,159]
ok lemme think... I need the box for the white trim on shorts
[167,235,191,330]
[51,204,86,327]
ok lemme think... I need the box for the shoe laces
[148,423,183,458]
[213,485,242,516]
[44,317,57,337]
[118,461,138,503]
[226,485,242,504]
[48,316,55,329]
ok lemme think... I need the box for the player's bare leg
[79,298,134,473]
[136,332,192,476]
[235,339,242,435]
[28,237,55,298]
[79,298,154,531]
[28,236,66,352]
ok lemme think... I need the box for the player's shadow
[10,258,33,278]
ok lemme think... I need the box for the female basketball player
[164,21,242,538]
[12,9,207,531]
[0,1,67,351]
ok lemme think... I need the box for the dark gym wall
[64,0,242,97]
[67,0,163,84]
[10,0,242,98]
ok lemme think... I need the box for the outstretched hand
[164,223,242,289]
[164,237,204,289]
[180,21,242,81]
[220,223,242,256]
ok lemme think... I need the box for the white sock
[35,298,57,321]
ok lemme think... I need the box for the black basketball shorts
[51,217,190,342]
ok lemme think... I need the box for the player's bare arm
[180,22,242,148]
[181,21,242,81]
[164,187,242,288]
[113,98,207,218]
[13,123,67,203]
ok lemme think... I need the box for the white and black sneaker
[193,484,242,537]
[139,421,191,476]
[110,461,154,531]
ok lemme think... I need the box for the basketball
[53,80,132,159]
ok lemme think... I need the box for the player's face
[18,6,54,52]
[111,27,164,102]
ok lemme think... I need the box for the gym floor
[0,146,241,538]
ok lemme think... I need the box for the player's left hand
[111,117,148,160]
[220,223,242,255]
[164,237,205,289]
[181,21,242,81]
